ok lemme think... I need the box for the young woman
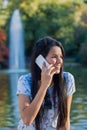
[17,36,76,130]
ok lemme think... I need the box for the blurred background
[0,0,87,129]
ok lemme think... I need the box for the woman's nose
[56,57,62,64]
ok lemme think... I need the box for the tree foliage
[19,2,75,56]
[0,28,9,68]
[0,0,87,65]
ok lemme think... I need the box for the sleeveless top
[17,72,76,130]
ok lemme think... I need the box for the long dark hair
[30,36,67,129]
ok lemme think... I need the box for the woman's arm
[18,85,47,125]
[59,95,72,130]
[18,64,56,126]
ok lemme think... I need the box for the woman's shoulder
[63,71,76,96]
[63,71,74,81]
[18,73,32,81]
[18,73,32,89]
[17,73,32,97]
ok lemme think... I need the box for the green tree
[20,2,75,56]
[78,41,87,65]
[1,0,86,60]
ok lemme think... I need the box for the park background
[0,0,87,130]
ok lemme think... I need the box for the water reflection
[0,74,20,128]
[65,65,87,130]
[0,64,87,129]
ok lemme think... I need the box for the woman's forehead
[48,46,62,55]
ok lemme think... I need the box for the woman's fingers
[41,62,57,88]
[42,62,56,75]
[42,62,46,72]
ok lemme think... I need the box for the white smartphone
[35,54,49,69]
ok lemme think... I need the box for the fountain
[9,9,25,71]
[0,9,28,128]
[9,9,28,125]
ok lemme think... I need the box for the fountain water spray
[9,9,25,72]
[9,9,27,120]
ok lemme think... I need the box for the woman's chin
[55,70,60,74]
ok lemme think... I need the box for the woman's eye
[51,56,63,60]
[51,56,56,59]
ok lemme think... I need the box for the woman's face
[46,46,63,74]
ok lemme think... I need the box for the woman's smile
[46,46,63,74]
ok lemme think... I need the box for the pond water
[0,64,87,129]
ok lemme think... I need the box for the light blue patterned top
[17,72,76,130]
[17,72,75,97]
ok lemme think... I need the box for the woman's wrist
[40,84,48,92]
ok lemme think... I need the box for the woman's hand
[41,62,56,89]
